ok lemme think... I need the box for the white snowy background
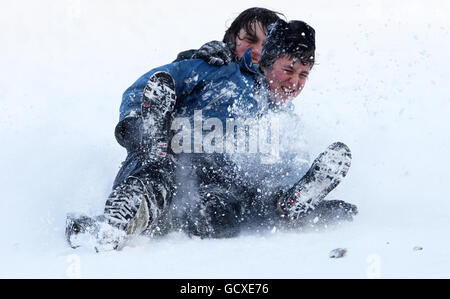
[1,0,449,278]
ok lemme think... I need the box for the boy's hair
[223,7,285,44]
[260,19,316,69]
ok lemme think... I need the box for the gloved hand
[193,41,236,66]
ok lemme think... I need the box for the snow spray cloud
[170,110,280,164]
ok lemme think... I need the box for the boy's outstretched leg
[286,199,358,229]
[276,142,354,221]
[102,71,177,247]
[66,169,174,252]
[66,71,177,251]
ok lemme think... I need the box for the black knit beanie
[260,19,315,68]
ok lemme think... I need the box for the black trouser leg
[105,152,175,236]
[180,184,243,239]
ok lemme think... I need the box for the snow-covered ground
[1,0,449,278]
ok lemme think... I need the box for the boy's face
[235,21,266,64]
[262,56,312,105]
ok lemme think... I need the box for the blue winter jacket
[119,49,267,128]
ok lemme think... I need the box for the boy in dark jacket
[67,19,357,251]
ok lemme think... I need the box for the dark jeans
[109,151,358,238]
[110,151,282,238]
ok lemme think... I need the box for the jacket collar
[239,48,258,74]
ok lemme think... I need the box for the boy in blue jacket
[67,20,357,250]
